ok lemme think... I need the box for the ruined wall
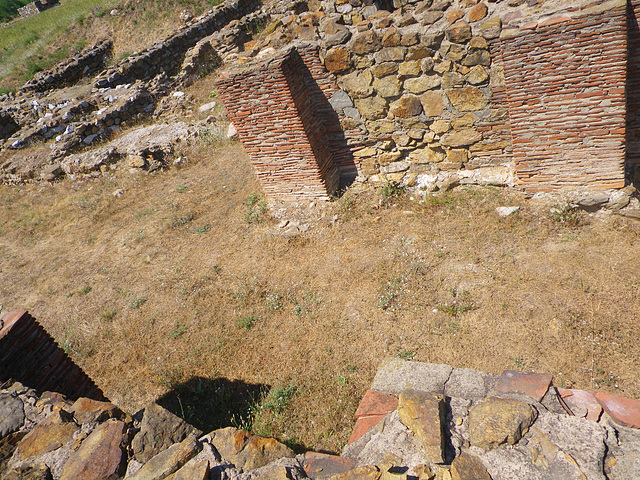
[94,0,261,89]
[20,40,113,94]
[628,0,640,173]
[0,310,106,401]
[216,47,342,200]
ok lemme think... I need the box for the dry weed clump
[2,143,640,452]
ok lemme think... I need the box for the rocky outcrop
[0,382,304,480]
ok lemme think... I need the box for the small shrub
[381,180,404,202]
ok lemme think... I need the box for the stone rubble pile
[3,359,640,479]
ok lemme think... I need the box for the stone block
[398,391,445,463]
[371,359,453,395]
[468,397,537,450]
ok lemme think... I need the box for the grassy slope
[1,136,640,451]
[0,0,220,91]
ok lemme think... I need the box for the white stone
[496,206,519,217]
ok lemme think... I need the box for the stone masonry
[4,357,640,479]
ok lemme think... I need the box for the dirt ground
[2,141,640,452]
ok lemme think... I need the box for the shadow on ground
[156,376,268,434]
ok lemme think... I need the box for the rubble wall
[0,310,106,402]
[20,40,113,93]
[312,0,629,191]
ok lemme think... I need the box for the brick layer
[0,310,106,401]
[501,8,627,192]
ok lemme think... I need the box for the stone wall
[0,310,106,402]
[17,0,58,18]
[216,0,631,198]
[20,40,113,94]
[628,0,640,176]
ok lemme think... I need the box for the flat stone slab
[595,392,640,429]
[371,359,453,395]
[354,390,398,418]
[445,368,490,399]
[493,370,552,402]
[303,452,356,479]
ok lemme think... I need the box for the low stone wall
[3,357,640,479]
[93,0,261,89]
[20,40,113,93]
[17,0,58,18]
[0,310,105,402]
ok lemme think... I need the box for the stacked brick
[628,0,640,171]
[500,6,627,191]
[0,310,106,401]
[216,47,342,200]
[20,40,113,94]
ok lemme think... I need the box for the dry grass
[2,142,640,452]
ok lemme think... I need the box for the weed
[131,296,147,309]
[551,204,579,226]
[266,292,282,311]
[513,356,526,369]
[334,375,348,384]
[176,184,188,193]
[436,303,475,317]
[245,194,267,224]
[196,224,211,233]
[198,126,228,148]
[168,324,187,339]
[119,51,132,60]
[377,277,400,311]
[396,348,416,360]
[237,315,258,331]
[81,285,92,295]
[381,180,404,202]
[170,213,194,228]
[260,383,298,413]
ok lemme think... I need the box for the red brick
[557,388,603,422]
[348,415,385,445]
[493,370,553,402]
[595,392,640,429]
[354,390,398,418]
